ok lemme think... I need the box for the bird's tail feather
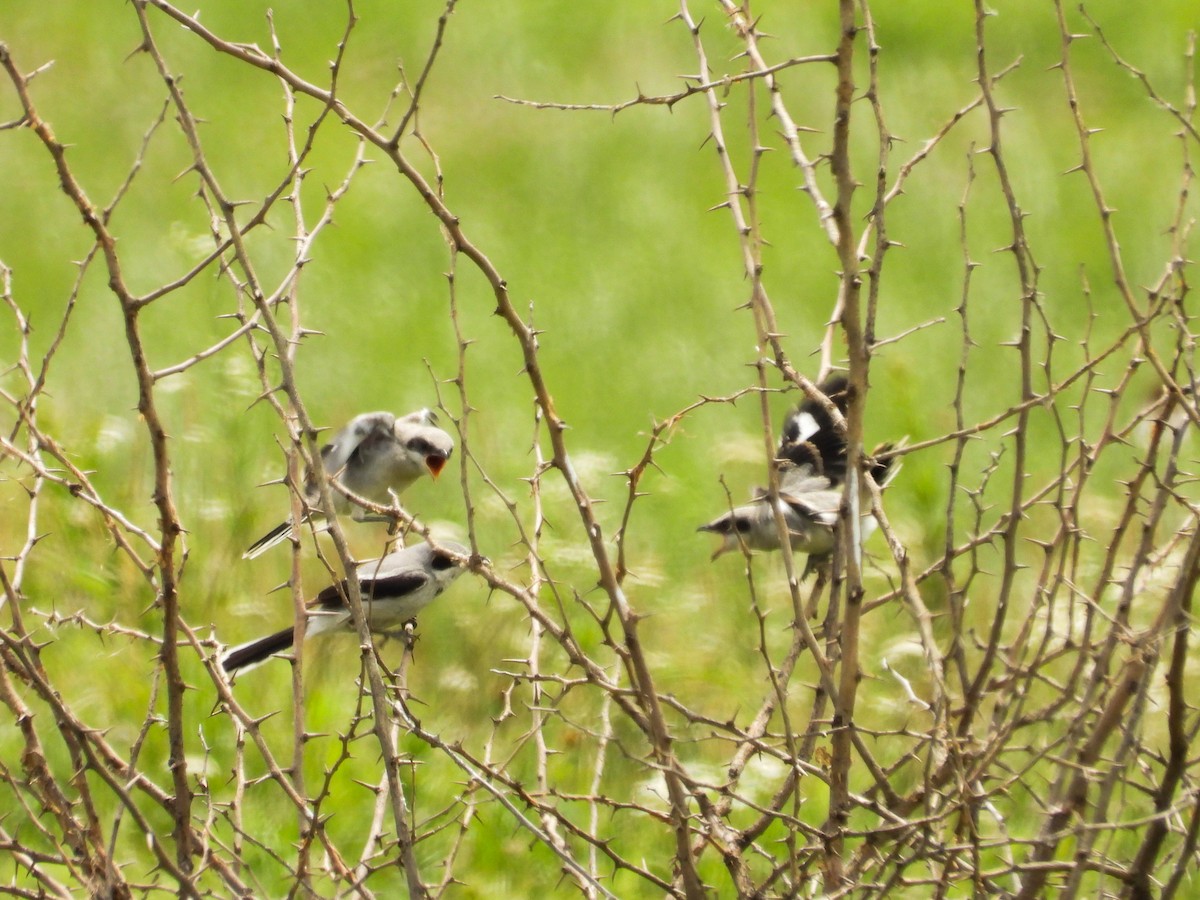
[221,627,295,674]
[242,521,293,560]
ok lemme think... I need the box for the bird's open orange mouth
[426,455,447,478]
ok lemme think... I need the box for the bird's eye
[735,519,752,533]
[431,553,457,571]
[408,437,433,455]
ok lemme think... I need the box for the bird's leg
[801,552,831,583]
[378,619,419,651]
[803,554,832,621]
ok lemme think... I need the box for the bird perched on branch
[222,540,470,674]
[698,375,899,570]
[244,409,454,559]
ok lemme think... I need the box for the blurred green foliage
[1,0,1198,895]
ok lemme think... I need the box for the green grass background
[1,1,1198,895]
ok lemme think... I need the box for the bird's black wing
[778,376,849,483]
[313,571,430,611]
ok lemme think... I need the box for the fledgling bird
[221,540,470,674]
[698,446,860,561]
[244,409,454,560]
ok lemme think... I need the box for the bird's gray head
[393,409,455,479]
[425,539,471,576]
[697,511,753,560]
[367,539,472,590]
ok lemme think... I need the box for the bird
[697,446,857,561]
[221,539,471,674]
[776,375,895,488]
[698,375,898,569]
[244,409,454,559]
[777,374,851,483]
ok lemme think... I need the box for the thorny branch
[0,2,1198,898]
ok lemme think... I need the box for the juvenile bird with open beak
[244,409,454,559]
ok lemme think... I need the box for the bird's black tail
[242,521,292,560]
[221,627,295,673]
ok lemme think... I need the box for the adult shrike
[244,409,454,559]
[777,375,893,488]
[778,374,851,484]
[699,375,898,569]
[222,540,470,673]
